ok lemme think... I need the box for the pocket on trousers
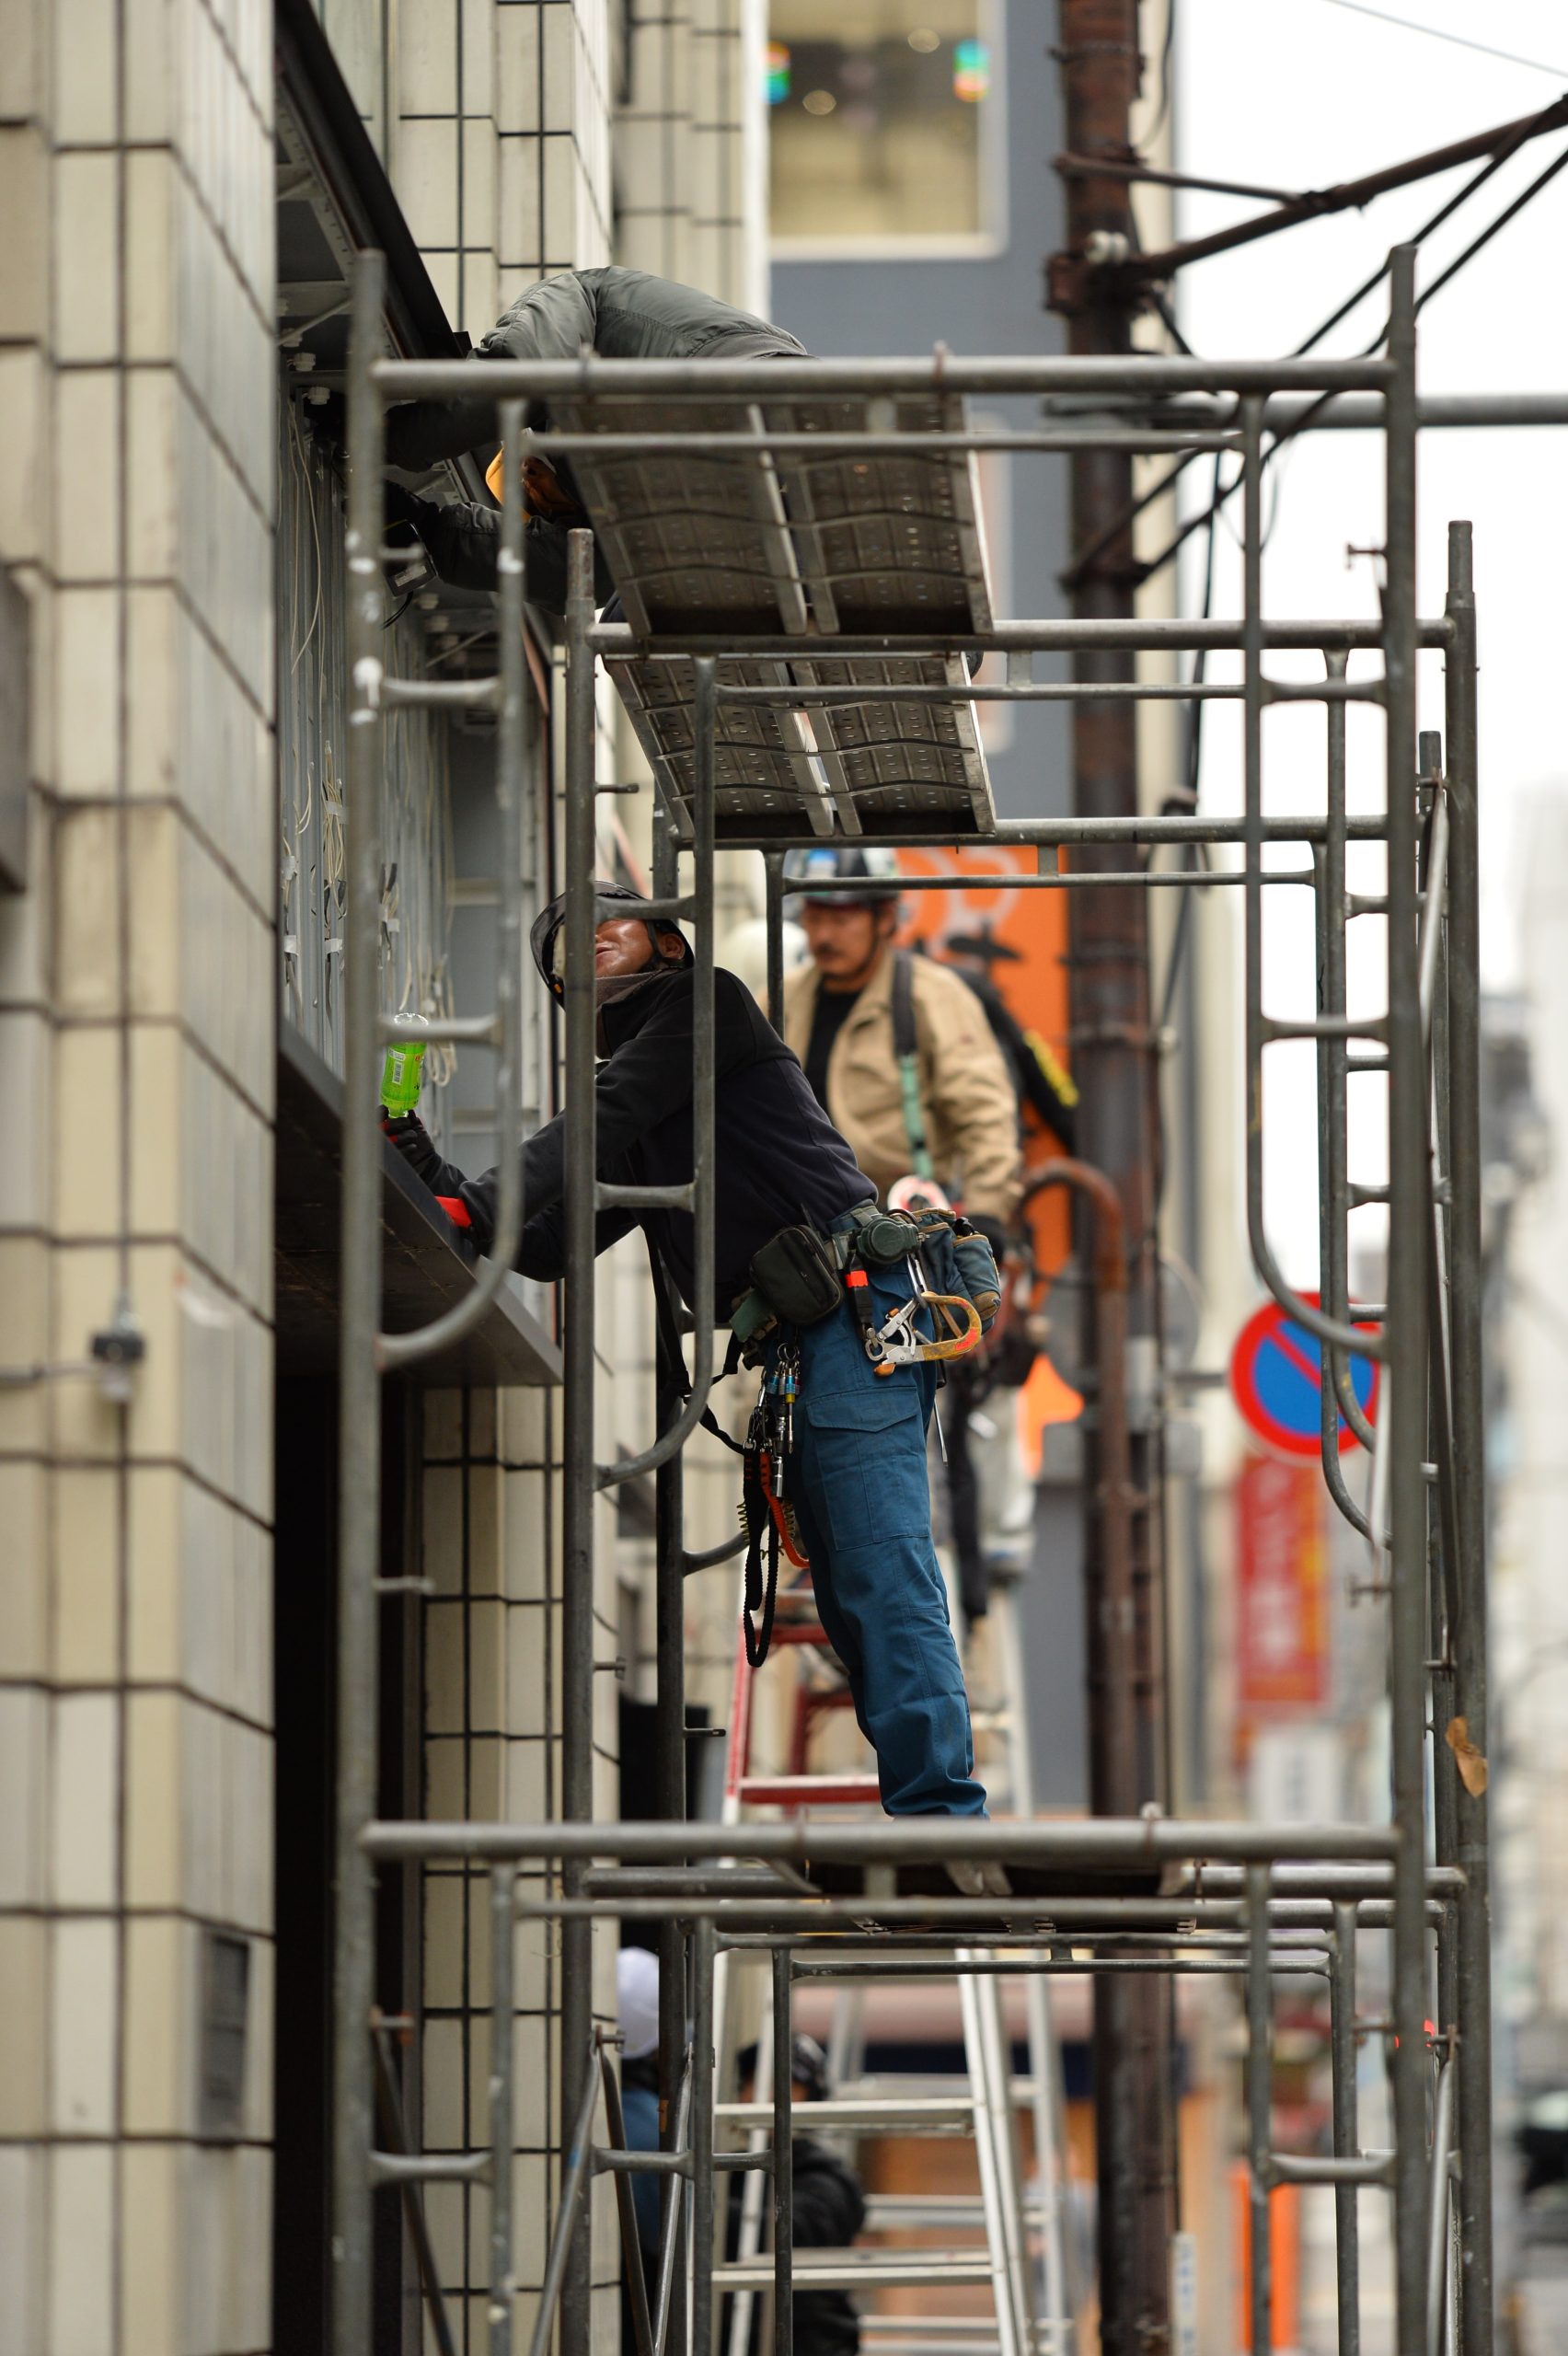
[801,1377,925,1436]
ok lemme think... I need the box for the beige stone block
[397,0,459,115]
[122,1913,190,2135]
[0,130,46,341]
[126,803,179,1017]
[118,2142,180,2354]
[425,1599,470,1735]
[0,0,40,118]
[123,149,175,364]
[50,1241,129,1461]
[54,803,123,1016]
[495,10,540,134]
[423,1869,490,2012]
[52,1466,120,1683]
[50,1917,117,2132]
[461,114,499,246]
[504,1734,548,1822]
[396,115,461,249]
[500,1386,552,1465]
[52,152,119,366]
[125,368,179,580]
[422,2013,468,2150]
[498,135,543,267]
[460,244,499,345]
[48,2145,113,2353]
[0,1461,46,1679]
[460,0,497,119]
[52,1022,122,1235]
[502,1470,552,1602]
[423,246,460,323]
[51,0,120,144]
[125,1461,179,1679]
[0,1234,47,1451]
[53,583,121,795]
[422,1466,466,1595]
[0,1687,46,1906]
[423,1389,465,1461]
[51,1689,117,1907]
[0,782,47,1010]
[124,584,179,797]
[0,1917,45,2135]
[124,1687,182,1909]
[0,1010,46,1227]
[506,1602,548,1735]
[467,1460,503,1594]
[0,349,43,563]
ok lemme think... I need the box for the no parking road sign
[1229,1293,1378,1460]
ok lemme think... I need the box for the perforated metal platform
[551,391,998,840]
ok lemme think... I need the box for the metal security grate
[199,1931,251,2142]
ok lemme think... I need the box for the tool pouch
[950,1223,1002,1332]
[749,1223,842,1330]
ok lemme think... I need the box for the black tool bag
[749,1222,842,1330]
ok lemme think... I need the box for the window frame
[767,0,1009,262]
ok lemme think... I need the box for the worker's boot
[947,1858,1011,1899]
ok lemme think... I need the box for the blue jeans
[770,1262,986,1818]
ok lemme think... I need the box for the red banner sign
[1235,1455,1329,1713]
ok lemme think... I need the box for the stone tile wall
[0,1,278,2350]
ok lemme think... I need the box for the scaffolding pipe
[559,526,600,2356]
[1384,244,1431,2356]
[1444,521,1493,2356]
[330,245,386,2356]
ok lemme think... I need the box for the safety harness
[890,951,936,1184]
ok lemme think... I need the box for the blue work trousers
[770,1266,986,1817]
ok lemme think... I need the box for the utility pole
[1048,6,1176,2350]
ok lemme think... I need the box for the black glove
[968,1213,1011,1258]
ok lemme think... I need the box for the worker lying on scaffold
[386,885,1009,1883]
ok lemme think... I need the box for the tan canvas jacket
[783,951,1022,1223]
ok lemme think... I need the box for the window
[768,1,1002,254]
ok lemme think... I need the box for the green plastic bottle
[380,1022,427,1116]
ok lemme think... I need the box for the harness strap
[891,951,935,1184]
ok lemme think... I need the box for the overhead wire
[1311,0,1568,83]
[1066,107,1568,597]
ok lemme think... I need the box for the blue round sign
[1229,1292,1378,1459]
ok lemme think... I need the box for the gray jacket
[386,268,806,604]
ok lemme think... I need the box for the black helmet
[529,883,693,1005]
[735,2031,830,2103]
[782,845,902,911]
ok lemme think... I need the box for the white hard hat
[617,1946,660,2061]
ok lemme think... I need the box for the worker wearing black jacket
[387,885,991,1827]
[377,265,807,606]
[732,2035,864,2356]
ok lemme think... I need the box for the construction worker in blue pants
[385,886,1003,1881]
[775,1239,984,1819]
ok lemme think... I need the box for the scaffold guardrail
[334,243,1492,2356]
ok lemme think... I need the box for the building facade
[0,1,767,2349]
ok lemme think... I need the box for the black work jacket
[401,968,871,1317]
[726,2134,865,2356]
[385,267,807,605]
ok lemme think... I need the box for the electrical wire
[1062,90,1568,593]
[1092,124,1568,593]
[1311,0,1568,83]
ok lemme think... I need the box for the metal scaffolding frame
[333,244,1494,2355]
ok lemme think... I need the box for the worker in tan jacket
[781,848,1035,1672]
[780,848,1021,1229]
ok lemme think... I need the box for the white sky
[1169,0,1568,1284]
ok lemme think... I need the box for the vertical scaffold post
[490,1865,517,2350]
[333,247,387,2356]
[651,802,690,2350]
[763,850,787,1039]
[692,1917,719,2356]
[1330,1900,1361,2356]
[1245,1865,1274,2356]
[1444,518,1493,2356]
[559,527,601,2354]
[1382,244,1430,2356]
[772,1946,794,2356]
